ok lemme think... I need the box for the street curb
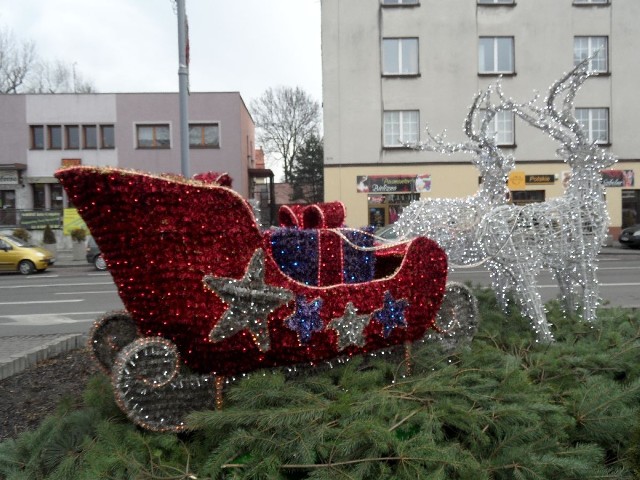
[0,334,87,381]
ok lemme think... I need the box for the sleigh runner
[55,166,465,431]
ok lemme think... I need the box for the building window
[66,125,79,149]
[478,37,514,74]
[47,125,62,150]
[574,36,608,73]
[477,110,515,145]
[136,124,170,149]
[382,38,419,75]
[189,123,219,148]
[32,184,46,209]
[50,184,64,210]
[381,0,419,5]
[83,125,97,149]
[383,110,419,147]
[30,125,44,150]
[576,108,609,144]
[573,0,609,4]
[100,125,115,149]
[478,0,514,4]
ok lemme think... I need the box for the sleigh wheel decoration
[55,166,463,432]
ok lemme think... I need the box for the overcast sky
[0,0,322,105]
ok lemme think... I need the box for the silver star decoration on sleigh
[203,248,294,352]
[328,302,371,351]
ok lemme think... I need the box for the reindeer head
[505,56,617,173]
[407,82,515,186]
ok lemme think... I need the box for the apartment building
[321,0,640,236]
[0,92,259,228]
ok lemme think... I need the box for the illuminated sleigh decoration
[55,166,459,432]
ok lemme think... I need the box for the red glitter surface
[55,166,448,376]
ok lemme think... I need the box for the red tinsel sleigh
[55,166,449,431]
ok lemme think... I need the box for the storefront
[356,174,429,227]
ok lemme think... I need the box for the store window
[382,38,419,75]
[136,124,171,149]
[479,37,514,74]
[189,123,219,148]
[33,184,46,209]
[50,184,64,210]
[622,190,640,228]
[511,190,545,205]
[368,193,420,227]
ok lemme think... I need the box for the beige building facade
[321,0,640,237]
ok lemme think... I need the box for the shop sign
[61,158,82,167]
[356,174,431,193]
[20,211,62,229]
[507,171,526,190]
[0,170,19,185]
[601,169,635,187]
[525,174,555,185]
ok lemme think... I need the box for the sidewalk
[0,249,88,380]
[1,243,638,381]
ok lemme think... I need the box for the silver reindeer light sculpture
[478,58,617,342]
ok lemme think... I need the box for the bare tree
[251,86,321,183]
[0,24,96,94]
[0,26,36,93]
[28,60,96,93]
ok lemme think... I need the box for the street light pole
[176,0,190,178]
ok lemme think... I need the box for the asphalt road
[0,252,638,339]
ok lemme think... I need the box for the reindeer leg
[510,263,554,343]
[488,260,515,314]
[581,259,601,323]
[552,265,578,316]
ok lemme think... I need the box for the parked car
[86,236,107,270]
[0,234,55,274]
[619,224,640,249]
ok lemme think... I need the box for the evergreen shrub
[1,287,639,479]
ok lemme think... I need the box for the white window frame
[478,37,514,74]
[477,0,515,4]
[381,0,419,4]
[575,108,609,144]
[382,38,419,75]
[573,0,609,4]
[383,110,420,147]
[574,36,608,73]
[491,111,515,145]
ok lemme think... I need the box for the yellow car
[0,234,55,274]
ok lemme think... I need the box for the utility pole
[176,0,190,177]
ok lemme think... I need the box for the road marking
[55,291,116,295]
[0,282,115,289]
[0,299,84,305]
[0,312,103,325]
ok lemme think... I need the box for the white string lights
[394,84,515,268]
[396,57,616,342]
[477,58,616,342]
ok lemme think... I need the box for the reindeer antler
[406,82,513,159]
